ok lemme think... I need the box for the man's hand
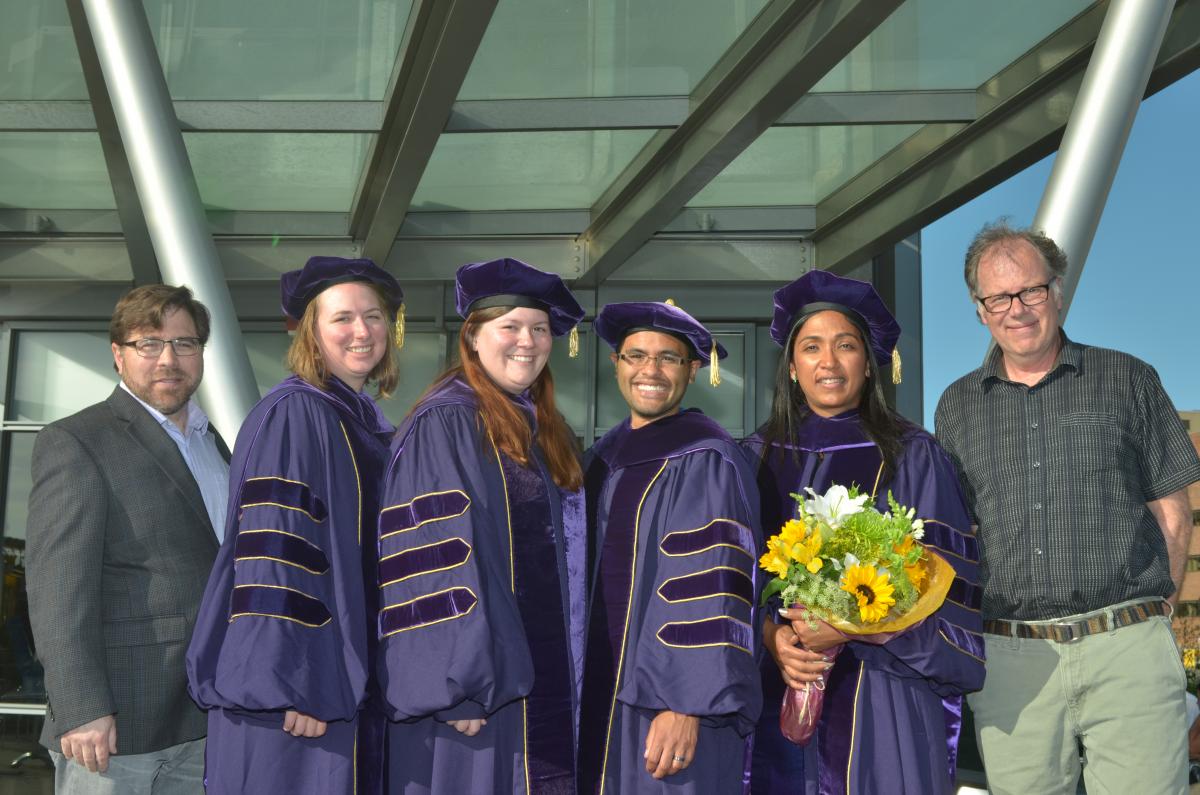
[446,718,486,736]
[282,710,327,738]
[60,714,117,773]
[643,710,699,779]
[780,607,846,653]
[764,619,833,689]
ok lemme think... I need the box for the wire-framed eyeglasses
[119,337,203,358]
[976,281,1056,314]
[617,350,689,369]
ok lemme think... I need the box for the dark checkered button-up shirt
[935,333,1200,621]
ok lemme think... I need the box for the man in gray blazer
[27,284,231,794]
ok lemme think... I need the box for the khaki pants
[969,615,1187,795]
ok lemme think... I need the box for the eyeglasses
[119,337,203,358]
[617,351,689,369]
[976,281,1056,314]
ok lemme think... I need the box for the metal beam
[812,0,1200,273]
[0,90,977,134]
[64,0,160,287]
[349,0,498,265]
[1034,0,1175,318]
[573,0,904,288]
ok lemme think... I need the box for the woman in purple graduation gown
[377,257,586,794]
[188,256,402,794]
[744,270,985,795]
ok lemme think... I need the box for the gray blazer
[26,386,227,755]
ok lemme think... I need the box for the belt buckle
[1052,620,1082,643]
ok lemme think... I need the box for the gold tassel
[891,346,902,385]
[710,341,721,387]
[394,303,406,349]
[568,325,579,358]
[664,298,676,306]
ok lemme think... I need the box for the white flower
[843,552,860,568]
[911,518,925,540]
[803,485,870,529]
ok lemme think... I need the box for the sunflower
[840,563,896,623]
[759,536,792,578]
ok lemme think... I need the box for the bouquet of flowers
[759,484,954,745]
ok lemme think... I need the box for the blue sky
[920,68,1199,424]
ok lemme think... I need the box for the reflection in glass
[1,432,45,704]
[460,0,769,100]
[413,130,656,212]
[595,331,745,438]
[0,0,86,100]
[146,0,413,101]
[184,133,374,213]
[689,125,925,207]
[547,328,590,437]
[0,133,113,210]
[812,0,1093,92]
[10,332,118,424]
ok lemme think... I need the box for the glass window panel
[460,0,769,100]
[595,330,746,438]
[812,0,1094,92]
[1,431,45,703]
[547,327,590,437]
[184,133,373,213]
[145,0,412,101]
[688,125,923,207]
[412,131,656,212]
[0,133,113,210]
[10,332,118,423]
[243,330,446,427]
[0,0,87,100]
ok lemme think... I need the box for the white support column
[77,0,260,438]
[1033,0,1175,317]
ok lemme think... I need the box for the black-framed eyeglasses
[119,337,203,358]
[617,351,689,369]
[976,281,1056,314]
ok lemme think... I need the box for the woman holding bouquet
[376,258,586,793]
[744,270,984,795]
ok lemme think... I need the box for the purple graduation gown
[743,410,985,795]
[377,376,585,794]
[187,375,394,795]
[579,409,763,795]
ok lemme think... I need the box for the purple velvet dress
[376,376,586,794]
[578,409,763,794]
[743,410,985,795]
[187,376,394,795]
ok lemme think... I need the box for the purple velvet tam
[770,269,901,365]
[280,256,403,321]
[593,301,727,367]
[454,258,584,337]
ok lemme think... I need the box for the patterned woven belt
[983,599,1169,643]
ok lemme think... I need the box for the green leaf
[760,577,786,606]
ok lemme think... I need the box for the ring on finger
[673,754,686,763]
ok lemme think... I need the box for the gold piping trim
[658,518,755,559]
[239,502,325,523]
[938,629,986,663]
[846,661,865,794]
[235,529,328,575]
[598,460,669,795]
[338,422,362,546]
[379,587,479,637]
[923,518,978,539]
[228,583,331,628]
[379,489,472,540]
[869,460,885,499]
[656,566,753,606]
[655,616,752,655]
[378,538,473,587]
[245,475,310,487]
[945,597,981,613]
[923,542,973,563]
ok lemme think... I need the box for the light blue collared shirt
[120,382,230,541]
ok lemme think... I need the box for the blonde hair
[285,282,399,397]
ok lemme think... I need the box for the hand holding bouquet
[759,484,954,744]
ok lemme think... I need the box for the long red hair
[422,307,582,490]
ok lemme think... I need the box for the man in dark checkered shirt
[935,221,1200,795]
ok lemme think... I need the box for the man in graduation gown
[579,301,763,795]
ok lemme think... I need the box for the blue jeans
[50,737,204,795]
